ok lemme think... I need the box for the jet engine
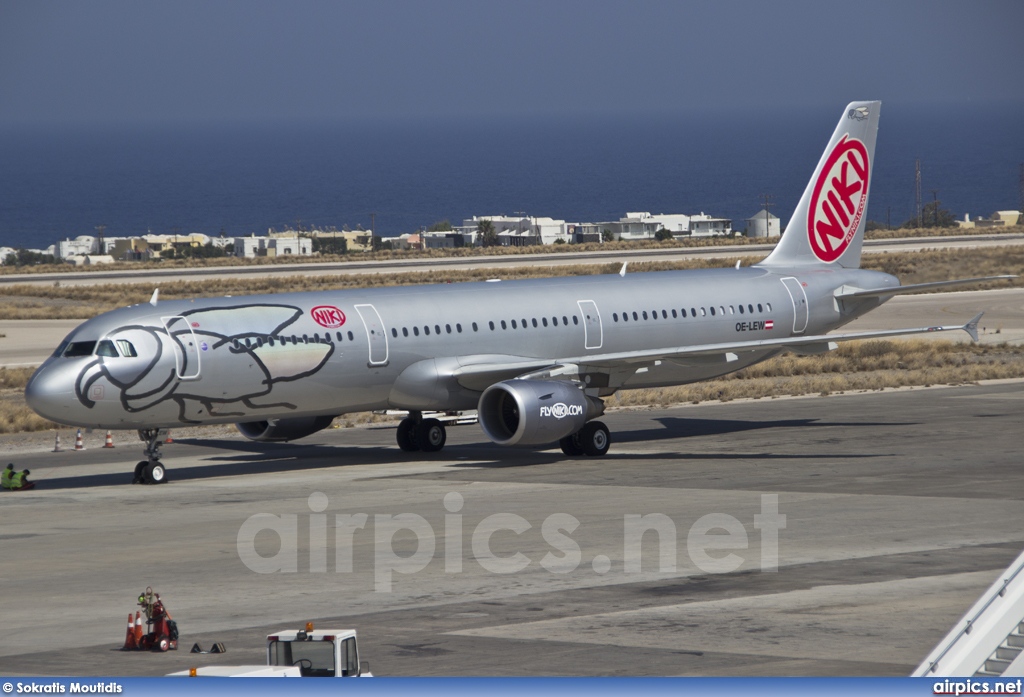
[478,380,602,446]
[235,415,337,442]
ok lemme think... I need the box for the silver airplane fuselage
[25,264,894,430]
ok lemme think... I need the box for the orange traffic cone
[103,431,115,448]
[122,613,137,650]
[134,611,144,644]
[74,429,85,451]
[164,431,173,444]
[52,433,63,453]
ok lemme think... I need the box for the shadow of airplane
[33,414,911,489]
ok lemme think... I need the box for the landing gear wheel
[559,432,585,456]
[396,418,420,452]
[143,462,167,485]
[581,421,611,457]
[415,418,446,452]
[133,461,147,484]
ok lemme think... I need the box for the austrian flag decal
[807,134,870,263]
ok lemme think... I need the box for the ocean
[0,104,1021,251]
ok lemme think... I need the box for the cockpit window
[96,340,118,357]
[116,340,138,357]
[63,341,97,357]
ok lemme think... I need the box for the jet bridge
[913,547,1024,677]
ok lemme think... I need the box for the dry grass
[611,340,1024,408]
[3,340,1023,434]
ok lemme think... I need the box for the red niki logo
[807,134,870,263]
[310,305,346,328]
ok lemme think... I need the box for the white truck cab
[169,624,372,678]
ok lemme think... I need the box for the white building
[234,233,311,258]
[689,213,733,236]
[745,209,782,238]
[457,215,569,246]
[57,235,98,259]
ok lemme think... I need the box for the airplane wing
[834,275,1016,300]
[449,314,983,390]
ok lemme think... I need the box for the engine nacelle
[235,415,337,442]
[478,380,600,447]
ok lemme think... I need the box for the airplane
[24,101,1014,484]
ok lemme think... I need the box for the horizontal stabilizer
[964,312,983,343]
[836,275,1017,300]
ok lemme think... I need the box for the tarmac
[1,381,1023,676]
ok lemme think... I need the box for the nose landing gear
[132,429,170,485]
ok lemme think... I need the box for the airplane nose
[24,362,77,423]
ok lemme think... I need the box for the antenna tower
[915,158,922,228]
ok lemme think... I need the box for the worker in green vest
[2,465,33,491]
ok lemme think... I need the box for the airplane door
[161,315,202,380]
[354,304,389,366]
[577,299,603,350]
[780,277,809,334]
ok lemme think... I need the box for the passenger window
[562,316,569,325]
[347,331,354,341]
[532,318,538,328]
[542,317,548,327]
[748,304,754,313]
[767,303,772,311]
[511,320,517,329]
[391,328,398,338]
[709,307,715,316]
[632,311,638,321]
[501,320,507,330]
[572,316,579,325]
[446,324,451,334]
[403,328,409,337]
[96,340,118,357]
[488,321,494,330]
[116,340,138,357]
[691,307,696,317]
[336,332,343,342]
[671,309,677,318]
[729,306,734,314]
[662,310,668,319]
[435,325,441,335]
[738,305,744,314]
[612,313,618,322]
[413,327,420,336]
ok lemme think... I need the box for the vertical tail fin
[758,101,881,269]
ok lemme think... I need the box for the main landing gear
[559,420,611,457]
[396,413,448,453]
[132,428,170,485]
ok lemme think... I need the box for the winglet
[964,312,983,342]
[149,288,159,306]
[619,262,628,277]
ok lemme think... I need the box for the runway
[1,381,1023,676]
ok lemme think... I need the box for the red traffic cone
[52,433,63,453]
[103,431,115,448]
[122,613,137,650]
[134,611,144,645]
[74,429,85,451]
[164,431,173,444]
